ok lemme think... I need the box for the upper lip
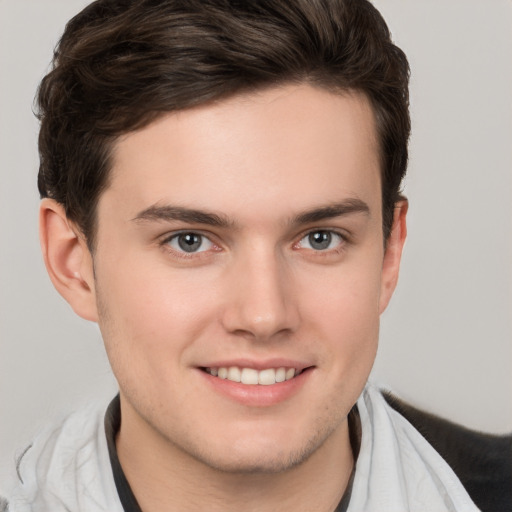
[198,359,313,372]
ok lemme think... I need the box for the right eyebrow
[131,204,234,228]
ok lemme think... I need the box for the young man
[2,1,510,511]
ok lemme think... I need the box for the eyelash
[294,229,348,254]
[159,231,221,260]
[159,228,349,259]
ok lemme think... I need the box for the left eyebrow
[290,199,370,226]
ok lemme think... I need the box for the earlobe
[39,198,99,322]
[379,200,408,314]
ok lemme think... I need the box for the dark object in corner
[384,393,512,512]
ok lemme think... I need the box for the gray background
[1,0,511,480]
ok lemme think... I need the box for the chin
[195,445,312,475]
[187,422,338,475]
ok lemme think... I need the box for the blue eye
[167,232,214,253]
[299,230,344,251]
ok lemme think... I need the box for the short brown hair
[37,0,410,249]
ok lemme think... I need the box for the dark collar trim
[104,394,143,512]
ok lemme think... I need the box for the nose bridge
[222,242,298,339]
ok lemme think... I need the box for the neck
[116,400,355,512]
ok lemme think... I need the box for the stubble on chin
[153,401,352,476]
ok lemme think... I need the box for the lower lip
[198,368,313,407]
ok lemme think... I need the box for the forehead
[103,84,381,225]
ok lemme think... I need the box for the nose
[221,247,300,341]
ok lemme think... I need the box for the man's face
[89,84,402,472]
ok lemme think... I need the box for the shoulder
[383,392,512,512]
[2,400,122,512]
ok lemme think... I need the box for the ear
[379,200,408,314]
[39,198,99,322]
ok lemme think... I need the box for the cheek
[304,256,382,322]
[317,284,380,404]
[94,254,219,370]
[299,256,382,365]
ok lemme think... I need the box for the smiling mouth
[201,366,307,385]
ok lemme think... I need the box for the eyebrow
[132,198,370,228]
[290,199,370,226]
[132,205,233,228]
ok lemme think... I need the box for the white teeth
[285,368,295,380]
[227,366,241,382]
[258,368,276,385]
[206,366,299,385]
[275,367,286,383]
[241,368,259,385]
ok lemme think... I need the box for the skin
[40,84,407,511]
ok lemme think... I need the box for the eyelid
[159,229,222,257]
[160,228,216,244]
[293,228,349,251]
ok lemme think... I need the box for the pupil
[178,233,201,252]
[309,231,331,250]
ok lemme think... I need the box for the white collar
[348,383,480,511]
